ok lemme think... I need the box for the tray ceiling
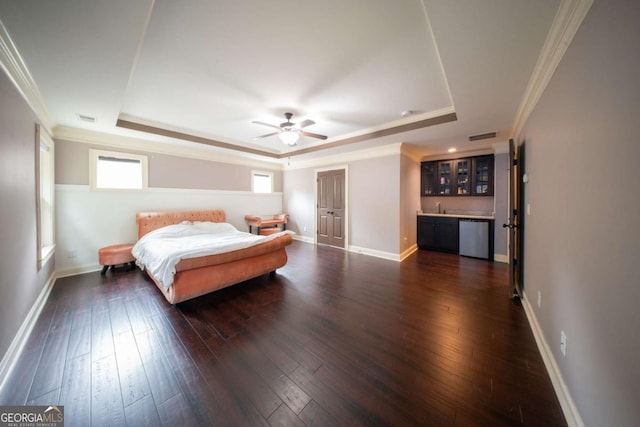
[0,0,561,160]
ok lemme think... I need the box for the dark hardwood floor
[0,241,566,426]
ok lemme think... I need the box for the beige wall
[283,152,402,256]
[53,139,284,274]
[349,155,400,253]
[0,69,55,360]
[282,167,315,239]
[55,183,283,273]
[400,150,420,254]
[519,1,640,425]
[55,139,283,192]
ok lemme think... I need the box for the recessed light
[400,110,414,118]
[77,113,96,123]
[448,148,457,153]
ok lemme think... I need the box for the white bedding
[132,221,292,290]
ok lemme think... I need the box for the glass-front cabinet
[454,159,470,195]
[420,155,494,197]
[421,162,436,196]
[473,156,494,196]
[437,161,453,195]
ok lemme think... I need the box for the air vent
[77,113,96,123]
[468,132,496,142]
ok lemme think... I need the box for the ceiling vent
[77,113,96,123]
[468,132,496,142]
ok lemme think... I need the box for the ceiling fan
[252,112,327,146]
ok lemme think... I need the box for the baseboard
[521,293,585,427]
[55,263,102,278]
[494,254,509,263]
[348,245,400,262]
[400,244,418,262]
[0,270,56,392]
[293,236,408,262]
[291,234,315,244]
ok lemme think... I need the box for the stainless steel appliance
[459,219,490,259]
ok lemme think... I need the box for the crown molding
[54,125,284,170]
[0,20,55,133]
[284,142,403,171]
[325,106,456,143]
[284,109,456,158]
[401,143,425,163]
[117,108,456,161]
[55,125,426,172]
[511,0,593,138]
[420,147,495,162]
[116,115,281,159]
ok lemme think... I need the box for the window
[252,170,273,193]
[90,149,148,191]
[36,125,55,268]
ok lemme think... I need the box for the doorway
[505,139,526,297]
[316,168,346,248]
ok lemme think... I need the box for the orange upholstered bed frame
[135,209,292,304]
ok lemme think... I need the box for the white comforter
[132,221,292,290]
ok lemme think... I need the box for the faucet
[436,202,441,214]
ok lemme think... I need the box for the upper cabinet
[472,155,494,196]
[421,161,437,196]
[421,155,494,197]
[437,160,453,196]
[454,158,471,195]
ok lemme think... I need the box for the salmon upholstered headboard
[135,209,227,239]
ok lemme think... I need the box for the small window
[36,125,55,268]
[252,171,273,193]
[90,149,148,191]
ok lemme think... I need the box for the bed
[133,209,293,304]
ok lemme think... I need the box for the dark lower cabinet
[417,216,459,253]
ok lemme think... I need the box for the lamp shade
[278,130,299,146]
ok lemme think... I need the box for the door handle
[502,223,518,229]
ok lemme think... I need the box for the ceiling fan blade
[300,131,328,140]
[252,131,280,140]
[252,120,282,130]
[297,119,315,129]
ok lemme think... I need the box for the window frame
[251,170,274,194]
[89,149,148,192]
[35,124,55,269]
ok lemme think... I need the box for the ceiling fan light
[278,130,299,146]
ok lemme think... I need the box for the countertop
[417,211,495,220]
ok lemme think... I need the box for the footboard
[147,247,288,304]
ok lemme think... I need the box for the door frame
[516,140,526,296]
[314,165,349,247]
[506,139,525,298]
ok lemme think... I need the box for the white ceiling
[0,0,560,161]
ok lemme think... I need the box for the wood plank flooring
[0,241,566,426]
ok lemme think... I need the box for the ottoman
[99,243,135,275]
